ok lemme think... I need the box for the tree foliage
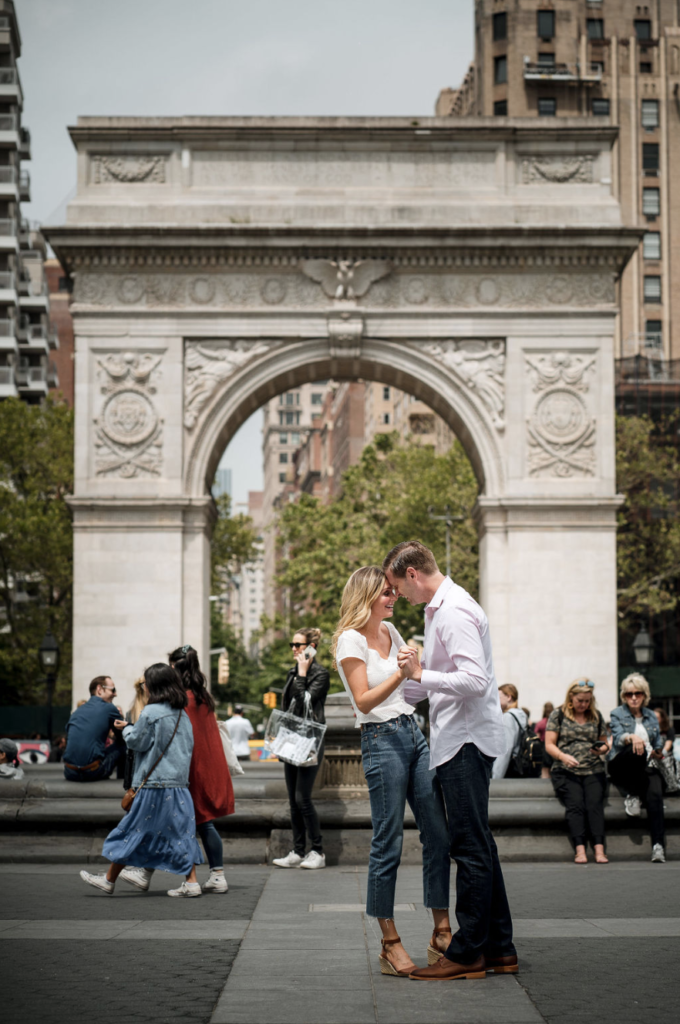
[211,493,259,594]
[616,413,680,637]
[0,398,74,704]
[275,433,479,658]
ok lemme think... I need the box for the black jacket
[282,660,330,725]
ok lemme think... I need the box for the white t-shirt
[335,622,416,727]
[225,715,254,757]
[634,719,652,756]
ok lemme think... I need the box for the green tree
[275,433,479,652]
[0,398,74,705]
[616,413,680,639]
[211,493,259,594]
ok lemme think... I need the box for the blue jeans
[197,820,223,869]
[64,741,125,782]
[361,713,450,919]
[437,743,516,964]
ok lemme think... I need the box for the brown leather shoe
[485,953,518,974]
[409,955,486,981]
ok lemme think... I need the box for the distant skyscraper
[212,467,232,500]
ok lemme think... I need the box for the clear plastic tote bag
[264,691,326,767]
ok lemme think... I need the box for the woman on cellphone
[331,566,451,977]
[273,627,330,870]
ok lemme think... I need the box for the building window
[278,472,287,483]
[643,232,661,260]
[592,98,610,116]
[537,52,555,68]
[642,187,660,217]
[382,386,390,400]
[311,392,323,404]
[57,276,70,292]
[494,55,507,85]
[634,20,652,41]
[639,61,652,74]
[645,320,662,348]
[382,413,391,425]
[537,10,554,39]
[492,11,506,41]
[295,411,300,425]
[642,142,659,174]
[279,394,284,405]
[285,393,294,406]
[291,432,300,445]
[494,100,508,116]
[285,411,294,424]
[587,19,604,40]
[279,452,288,464]
[641,99,659,129]
[538,97,557,116]
[279,432,288,443]
[644,276,661,303]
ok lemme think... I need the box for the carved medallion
[94,352,164,478]
[525,352,596,477]
[93,156,166,184]
[522,156,594,184]
[262,278,286,304]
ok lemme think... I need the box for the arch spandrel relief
[524,352,598,479]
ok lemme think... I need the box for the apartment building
[437,0,680,361]
[237,491,265,657]
[0,2,57,403]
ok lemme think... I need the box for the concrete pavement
[3,860,679,1024]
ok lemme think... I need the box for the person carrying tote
[273,627,330,870]
[607,673,667,863]
[544,679,609,865]
[332,566,451,978]
[79,663,204,897]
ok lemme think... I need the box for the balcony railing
[28,324,48,341]
[523,59,602,83]
[0,113,16,131]
[0,69,17,84]
[0,17,10,29]
[0,165,16,184]
[0,317,14,336]
[16,366,47,387]
[0,216,15,235]
[0,270,15,289]
[0,366,15,386]
[19,168,29,194]
[47,363,59,388]
[17,273,31,296]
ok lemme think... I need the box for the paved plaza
[3,860,678,1024]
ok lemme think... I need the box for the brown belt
[64,759,102,772]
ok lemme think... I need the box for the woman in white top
[331,566,451,977]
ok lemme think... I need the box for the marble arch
[48,116,640,715]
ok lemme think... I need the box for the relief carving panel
[413,339,506,431]
[525,352,597,478]
[92,156,166,184]
[521,156,594,184]
[184,341,281,430]
[94,352,164,478]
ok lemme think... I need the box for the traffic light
[263,691,277,709]
[217,652,229,686]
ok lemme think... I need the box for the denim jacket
[607,704,662,761]
[122,701,194,788]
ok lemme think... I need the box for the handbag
[656,751,680,793]
[264,691,326,767]
[121,711,181,811]
[218,719,245,776]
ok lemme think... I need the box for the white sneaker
[651,844,666,863]
[202,871,229,893]
[167,881,202,897]
[120,867,154,891]
[300,851,326,870]
[80,870,114,894]
[272,850,303,868]
[624,795,641,817]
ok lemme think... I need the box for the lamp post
[632,625,654,669]
[427,505,466,578]
[38,629,60,742]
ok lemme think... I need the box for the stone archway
[48,116,639,715]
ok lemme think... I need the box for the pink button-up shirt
[403,576,506,769]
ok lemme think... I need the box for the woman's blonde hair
[561,678,599,723]
[620,672,651,706]
[127,676,148,724]
[330,566,388,667]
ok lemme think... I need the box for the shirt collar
[425,575,453,613]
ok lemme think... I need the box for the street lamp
[632,625,654,668]
[427,505,467,578]
[38,629,60,742]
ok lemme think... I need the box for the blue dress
[103,787,204,874]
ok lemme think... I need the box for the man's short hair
[234,704,244,714]
[383,541,439,579]
[89,675,110,695]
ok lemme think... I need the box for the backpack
[507,710,543,778]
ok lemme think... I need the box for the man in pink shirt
[384,540,517,981]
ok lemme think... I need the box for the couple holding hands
[331,541,515,981]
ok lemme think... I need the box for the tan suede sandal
[378,936,415,977]
[427,927,452,965]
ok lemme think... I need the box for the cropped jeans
[360,713,450,919]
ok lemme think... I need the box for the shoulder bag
[217,719,245,776]
[121,712,181,812]
[264,690,326,767]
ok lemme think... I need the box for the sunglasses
[625,691,645,698]
[575,680,594,688]
[289,642,306,649]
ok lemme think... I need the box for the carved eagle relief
[300,259,391,300]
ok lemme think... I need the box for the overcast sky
[19,0,473,504]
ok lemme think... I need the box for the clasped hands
[397,645,422,682]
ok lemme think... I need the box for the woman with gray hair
[607,673,666,863]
